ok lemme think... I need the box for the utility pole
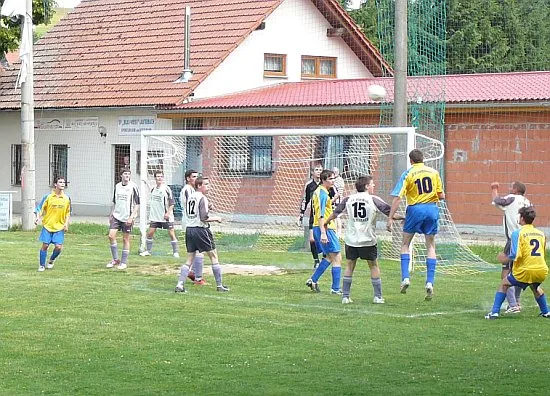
[393,0,408,183]
[21,0,36,230]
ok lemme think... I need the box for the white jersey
[112,181,140,222]
[180,184,195,226]
[148,184,175,223]
[185,191,210,228]
[334,192,391,247]
[493,194,531,239]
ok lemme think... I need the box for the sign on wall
[35,117,99,131]
[0,192,13,231]
[118,116,156,136]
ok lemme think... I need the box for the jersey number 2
[414,177,433,195]
[530,239,541,256]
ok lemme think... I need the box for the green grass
[2,227,550,395]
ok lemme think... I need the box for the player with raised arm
[180,169,207,285]
[491,181,531,313]
[387,149,445,300]
[175,176,229,293]
[299,164,323,268]
[34,176,71,272]
[305,169,342,294]
[485,206,549,319]
[326,175,402,304]
[139,171,179,258]
[107,168,140,270]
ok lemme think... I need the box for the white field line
[131,282,485,318]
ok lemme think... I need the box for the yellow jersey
[391,162,443,205]
[35,191,71,232]
[510,224,548,283]
[312,185,336,230]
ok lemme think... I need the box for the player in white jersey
[107,168,140,270]
[326,175,402,304]
[491,181,531,312]
[179,169,208,285]
[175,177,229,293]
[139,171,179,258]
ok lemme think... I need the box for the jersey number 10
[414,177,433,195]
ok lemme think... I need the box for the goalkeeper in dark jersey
[299,164,323,268]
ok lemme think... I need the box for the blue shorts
[39,228,65,245]
[403,203,439,235]
[507,273,542,290]
[313,227,340,255]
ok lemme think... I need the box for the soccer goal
[139,127,491,274]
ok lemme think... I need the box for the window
[11,144,22,186]
[315,136,370,180]
[301,56,336,78]
[222,136,273,176]
[49,144,68,185]
[264,54,286,77]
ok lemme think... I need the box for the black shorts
[185,227,215,253]
[109,215,133,233]
[149,221,174,230]
[345,244,378,261]
[502,238,512,270]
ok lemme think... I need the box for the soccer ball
[367,84,387,101]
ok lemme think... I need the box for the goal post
[139,126,491,274]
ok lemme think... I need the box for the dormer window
[301,56,336,78]
[264,54,286,77]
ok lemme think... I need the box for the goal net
[139,127,492,274]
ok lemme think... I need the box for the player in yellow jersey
[34,176,71,272]
[486,206,549,319]
[388,149,445,300]
[305,169,342,294]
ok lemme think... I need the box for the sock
[121,249,129,265]
[535,294,549,315]
[491,291,507,314]
[371,277,382,298]
[177,265,190,283]
[506,286,518,307]
[310,241,318,262]
[331,266,341,291]
[400,253,410,281]
[212,263,223,286]
[49,248,61,262]
[193,254,204,279]
[311,258,330,283]
[426,258,437,285]
[110,243,118,260]
[514,286,521,305]
[342,275,352,298]
[39,250,47,266]
[146,238,153,252]
[171,240,178,254]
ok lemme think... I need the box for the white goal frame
[138,127,447,266]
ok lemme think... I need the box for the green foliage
[345,0,550,74]
[0,0,56,58]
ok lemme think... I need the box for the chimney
[175,6,193,83]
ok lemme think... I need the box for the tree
[343,0,550,74]
[0,0,56,59]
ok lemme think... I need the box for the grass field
[2,227,550,395]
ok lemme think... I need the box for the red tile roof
[0,0,389,110]
[173,71,550,110]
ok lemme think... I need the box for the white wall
[0,109,173,216]
[193,0,372,99]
